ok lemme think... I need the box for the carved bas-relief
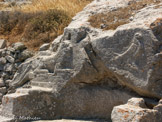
[92,28,162,98]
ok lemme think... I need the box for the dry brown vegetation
[20,0,92,16]
[89,0,161,30]
[0,0,92,51]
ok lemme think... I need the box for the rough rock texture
[0,39,6,49]
[111,98,162,122]
[0,42,33,103]
[0,0,161,121]
[39,43,50,51]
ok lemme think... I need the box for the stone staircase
[0,68,74,121]
[30,68,73,89]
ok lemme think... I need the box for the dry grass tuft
[0,0,92,51]
[19,0,92,16]
[89,0,161,30]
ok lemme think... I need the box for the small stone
[6,50,11,55]
[0,57,7,64]
[0,87,7,94]
[14,62,21,69]
[100,24,107,29]
[0,79,5,87]
[0,39,7,49]
[12,42,26,51]
[39,43,50,51]
[17,49,33,62]
[5,55,15,63]
[7,47,15,53]
[1,49,7,57]
[110,7,117,11]
[127,97,147,108]
[129,16,134,21]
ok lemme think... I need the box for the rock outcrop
[111,98,162,122]
[0,0,161,121]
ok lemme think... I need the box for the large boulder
[0,0,162,121]
[111,98,162,122]
[92,27,162,98]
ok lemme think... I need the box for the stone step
[0,92,29,119]
[16,88,30,94]
[0,86,53,120]
[55,68,73,72]
[31,76,62,83]
[54,68,73,75]
[31,81,56,88]
[16,86,52,93]
[34,69,49,74]
[30,86,53,92]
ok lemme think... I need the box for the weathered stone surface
[0,57,7,65]
[4,63,15,72]
[0,78,5,87]
[127,98,147,108]
[5,1,162,98]
[5,55,14,63]
[16,49,33,62]
[0,39,6,49]
[111,98,162,122]
[0,116,14,122]
[153,99,162,122]
[1,85,135,121]
[5,80,11,87]
[0,42,32,104]
[39,43,50,51]
[12,42,26,51]
[50,35,62,52]
[0,0,162,121]
[91,28,162,98]
[0,87,7,94]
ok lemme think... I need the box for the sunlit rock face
[0,0,162,121]
[111,98,162,122]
